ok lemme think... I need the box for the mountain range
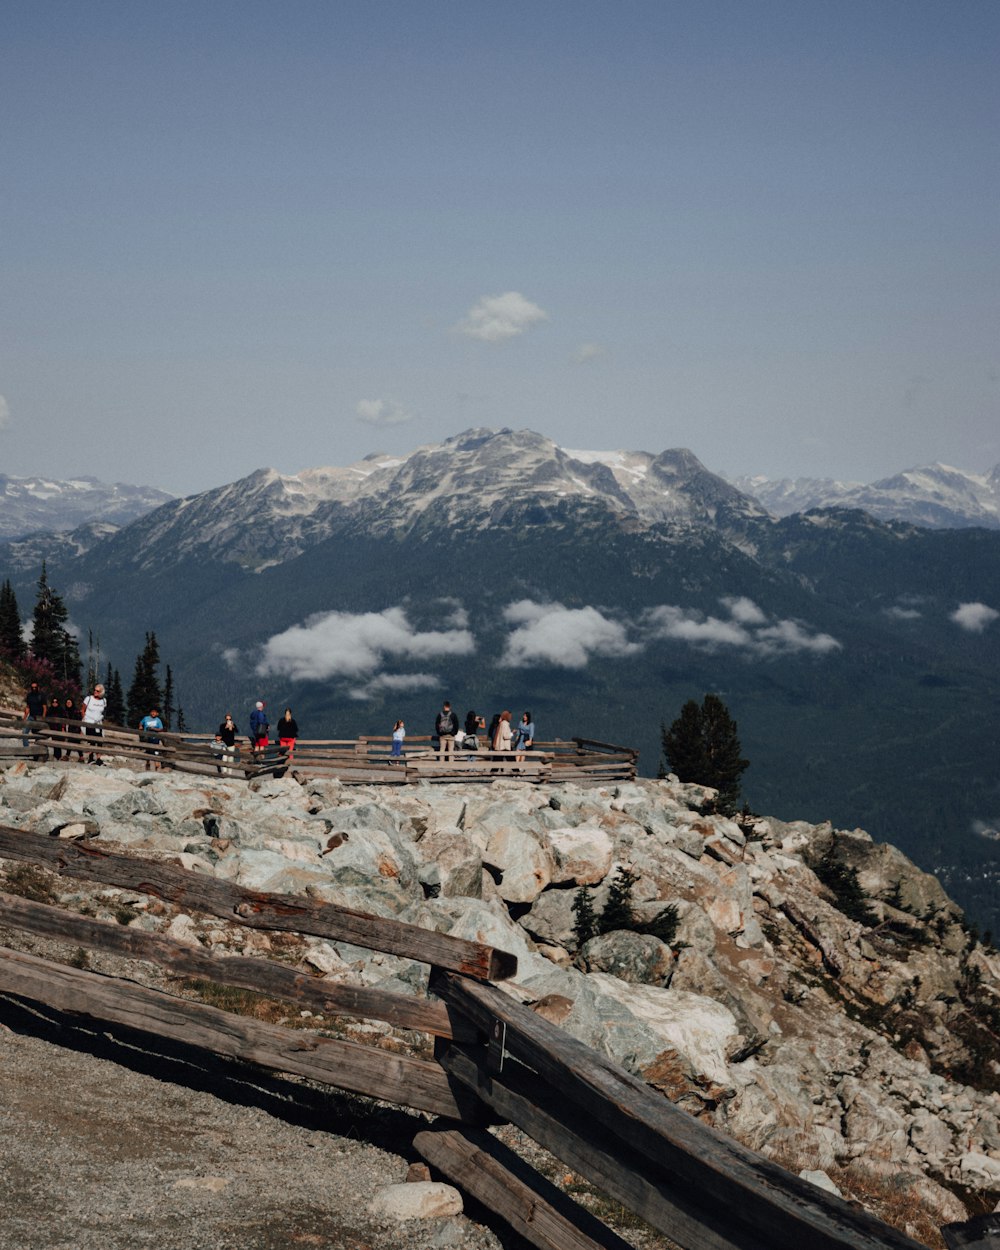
[2,428,999,931]
[0,473,172,541]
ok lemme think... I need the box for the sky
[2,0,998,497]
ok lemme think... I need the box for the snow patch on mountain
[0,474,173,540]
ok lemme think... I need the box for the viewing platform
[0,711,638,785]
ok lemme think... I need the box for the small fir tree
[641,904,680,945]
[29,564,80,686]
[0,579,25,659]
[105,664,126,725]
[599,865,638,934]
[571,887,598,948]
[162,665,175,731]
[126,632,163,726]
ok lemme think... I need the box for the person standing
[82,682,107,764]
[22,681,47,749]
[391,719,405,759]
[63,696,82,761]
[217,712,239,776]
[492,710,513,753]
[139,707,164,771]
[435,700,458,759]
[514,710,535,763]
[249,700,269,757]
[276,708,299,760]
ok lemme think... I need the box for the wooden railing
[0,822,983,1250]
[0,708,637,784]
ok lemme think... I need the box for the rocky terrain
[3,760,1000,1247]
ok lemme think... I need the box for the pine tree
[162,665,175,732]
[661,693,749,815]
[0,579,25,659]
[599,865,638,934]
[126,632,162,726]
[571,887,598,948]
[105,664,126,725]
[29,564,80,688]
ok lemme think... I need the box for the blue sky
[2,0,998,495]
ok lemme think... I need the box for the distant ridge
[0,473,173,541]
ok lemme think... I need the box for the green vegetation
[661,694,748,816]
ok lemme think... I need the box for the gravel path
[0,996,505,1250]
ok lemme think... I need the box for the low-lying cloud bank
[250,596,841,691]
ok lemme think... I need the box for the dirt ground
[0,995,508,1250]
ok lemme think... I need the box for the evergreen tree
[104,663,126,725]
[162,665,175,732]
[29,564,81,688]
[661,693,749,815]
[599,865,638,934]
[571,887,598,948]
[0,579,25,659]
[126,632,162,726]
[176,705,188,734]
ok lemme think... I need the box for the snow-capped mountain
[0,474,173,540]
[77,428,770,573]
[729,463,1000,529]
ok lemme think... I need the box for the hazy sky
[3,1,998,496]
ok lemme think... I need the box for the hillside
[2,759,1000,1246]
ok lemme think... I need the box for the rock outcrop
[2,760,998,1237]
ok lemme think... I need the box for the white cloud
[972,818,1000,842]
[0,395,9,428]
[500,600,640,669]
[356,398,413,427]
[256,606,475,683]
[720,596,768,626]
[221,647,241,668]
[645,605,751,648]
[950,602,999,633]
[884,606,922,620]
[753,619,842,655]
[348,672,440,701]
[644,597,841,656]
[456,292,548,343]
[573,343,607,364]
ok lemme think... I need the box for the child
[391,719,405,759]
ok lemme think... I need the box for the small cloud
[645,605,751,649]
[500,600,639,669]
[753,619,841,655]
[720,596,768,626]
[884,606,922,621]
[643,597,841,656]
[950,602,999,633]
[348,672,440,701]
[256,605,474,683]
[0,395,9,428]
[573,343,607,365]
[972,818,1000,842]
[221,647,242,668]
[356,398,413,427]
[455,292,548,343]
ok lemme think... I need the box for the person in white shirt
[82,682,107,764]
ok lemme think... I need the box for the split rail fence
[0,707,637,784]
[0,823,988,1250]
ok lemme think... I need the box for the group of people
[428,701,535,762]
[22,681,536,773]
[22,680,117,765]
[21,681,302,772]
[214,702,300,767]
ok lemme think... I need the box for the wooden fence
[0,707,638,784]
[0,822,986,1250]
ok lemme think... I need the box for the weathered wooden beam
[414,1126,635,1250]
[432,975,925,1250]
[0,890,473,1040]
[438,1047,765,1250]
[0,945,477,1119]
[0,826,517,981]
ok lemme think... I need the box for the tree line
[0,566,185,729]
